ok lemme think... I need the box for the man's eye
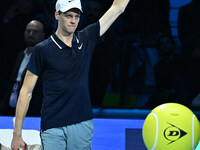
[65,15,72,18]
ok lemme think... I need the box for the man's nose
[29,31,34,36]
[70,17,76,23]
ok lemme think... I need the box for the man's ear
[55,11,59,20]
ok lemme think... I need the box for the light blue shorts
[40,119,93,150]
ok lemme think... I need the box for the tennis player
[11,0,130,149]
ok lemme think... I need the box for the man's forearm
[99,0,130,36]
[13,90,32,136]
[112,0,130,13]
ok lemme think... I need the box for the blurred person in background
[146,35,188,108]
[0,0,43,100]
[0,20,45,116]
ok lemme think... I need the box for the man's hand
[11,134,25,150]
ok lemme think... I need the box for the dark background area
[0,0,200,116]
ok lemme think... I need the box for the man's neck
[55,31,74,47]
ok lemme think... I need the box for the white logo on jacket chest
[78,43,83,50]
[76,37,83,50]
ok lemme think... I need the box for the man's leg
[41,127,67,150]
[63,119,93,150]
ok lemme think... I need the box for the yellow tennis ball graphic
[142,103,200,150]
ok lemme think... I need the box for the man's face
[24,22,44,47]
[56,10,80,34]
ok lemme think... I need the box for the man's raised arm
[99,0,130,36]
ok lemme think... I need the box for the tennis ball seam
[149,112,158,150]
[192,114,194,150]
